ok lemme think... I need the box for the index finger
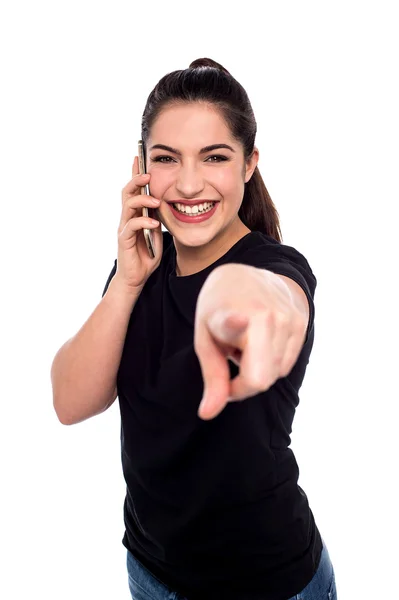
[195,320,232,420]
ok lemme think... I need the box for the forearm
[51,276,141,425]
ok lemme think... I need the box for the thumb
[207,309,249,347]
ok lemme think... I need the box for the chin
[170,229,216,248]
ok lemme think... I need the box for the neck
[174,218,251,277]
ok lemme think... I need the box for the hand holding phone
[114,150,163,295]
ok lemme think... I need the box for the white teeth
[173,202,215,215]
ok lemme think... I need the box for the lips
[167,200,219,223]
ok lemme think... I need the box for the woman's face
[146,102,258,249]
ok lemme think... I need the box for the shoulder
[243,231,311,264]
[239,231,317,295]
[241,231,317,344]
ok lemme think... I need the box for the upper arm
[103,385,118,411]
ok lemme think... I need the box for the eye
[151,156,175,164]
[205,155,229,162]
[151,154,229,164]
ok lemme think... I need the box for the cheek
[148,171,173,198]
[214,170,244,197]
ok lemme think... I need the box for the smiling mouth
[172,201,216,215]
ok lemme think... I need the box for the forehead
[149,103,235,148]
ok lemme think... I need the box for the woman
[51,58,337,600]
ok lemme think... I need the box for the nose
[175,163,205,198]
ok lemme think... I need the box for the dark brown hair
[141,57,282,242]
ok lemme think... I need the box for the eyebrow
[149,143,236,155]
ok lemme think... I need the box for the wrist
[106,275,143,304]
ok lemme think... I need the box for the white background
[1,1,397,599]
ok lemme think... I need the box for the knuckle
[275,311,291,329]
[262,309,273,325]
[273,353,284,367]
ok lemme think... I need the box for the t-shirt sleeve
[240,242,317,345]
[101,259,117,297]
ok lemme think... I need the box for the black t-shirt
[102,230,322,600]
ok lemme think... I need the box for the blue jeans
[126,538,337,599]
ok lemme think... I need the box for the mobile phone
[138,140,156,259]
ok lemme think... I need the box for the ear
[244,147,259,183]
